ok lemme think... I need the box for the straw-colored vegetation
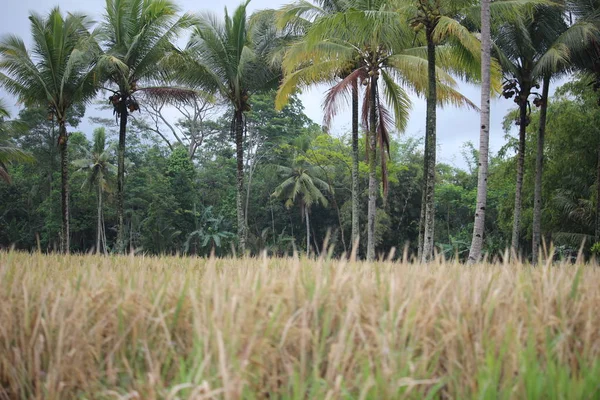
[1,252,600,399]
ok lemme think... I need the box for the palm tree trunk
[511,87,530,257]
[596,139,600,243]
[101,208,107,255]
[468,0,491,264]
[366,75,379,261]
[59,121,70,254]
[422,30,437,263]
[532,75,550,264]
[418,132,429,259]
[117,99,128,253]
[351,80,360,249]
[305,206,310,256]
[97,182,102,254]
[235,110,246,254]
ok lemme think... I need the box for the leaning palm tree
[0,8,98,253]
[494,4,595,258]
[98,0,195,252]
[183,0,278,253]
[272,163,330,255]
[278,0,476,260]
[0,100,33,183]
[73,127,116,254]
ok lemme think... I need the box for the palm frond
[323,67,367,128]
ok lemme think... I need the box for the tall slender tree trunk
[59,121,70,254]
[422,31,437,263]
[351,80,360,249]
[97,183,102,254]
[468,0,491,264]
[366,74,378,261]
[305,206,310,256]
[117,99,128,253]
[596,138,600,243]
[511,86,530,256]
[532,75,550,264]
[418,129,429,259]
[235,110,246,254]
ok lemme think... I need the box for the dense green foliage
[0,80,596,259]
[2,0,600,261]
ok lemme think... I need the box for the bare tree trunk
[422,31,437,263]
[101,208,107,255]
[305,206,310,257]
[245,160,254,229]
[468,0,491,264]
[596,138,600,243]
[532,75,550,264]
[351,80,360,248]
[418,130,429,259]
[366,75,378,261]
[97,182,102,254]
[235,110,246,254]
[59,121,70,254]
[117,98,128,253]
[511,87,530,256]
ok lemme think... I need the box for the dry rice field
[1,251,600,399]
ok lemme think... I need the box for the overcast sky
[0,0,549,169]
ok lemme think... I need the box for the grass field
[1,252,600,399]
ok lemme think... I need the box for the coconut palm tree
[272,162,330,255]
[183,0,278,253]
[275,0,363,249]
[73,127,116,254]
[98,0,195,252]
[275,0,364,247]
[0,8,98,253]
[278,0,476,260]
[494,4,596,258]
[394,0,489,262]
[467,0,492,264]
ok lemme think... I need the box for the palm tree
[274,0,364,250]
[494,5,595,258]
[73,127,116,254]
[0,101,33,183]
[395,0,486,262]
[98,0,195,252]
[272,163,330,255]
[184,0,278,254]
[467,0,492,264]
[0,8,98,253]
[278,0,476,260]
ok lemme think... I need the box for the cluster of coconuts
[501,80,518,99]
[108,93,140,113]
[126,98,139,112]
[532,96,544,108]
[502,79,541,104]
[242,94,251,112]
[361,66,380,86]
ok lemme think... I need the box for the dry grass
[1,252,600,399]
